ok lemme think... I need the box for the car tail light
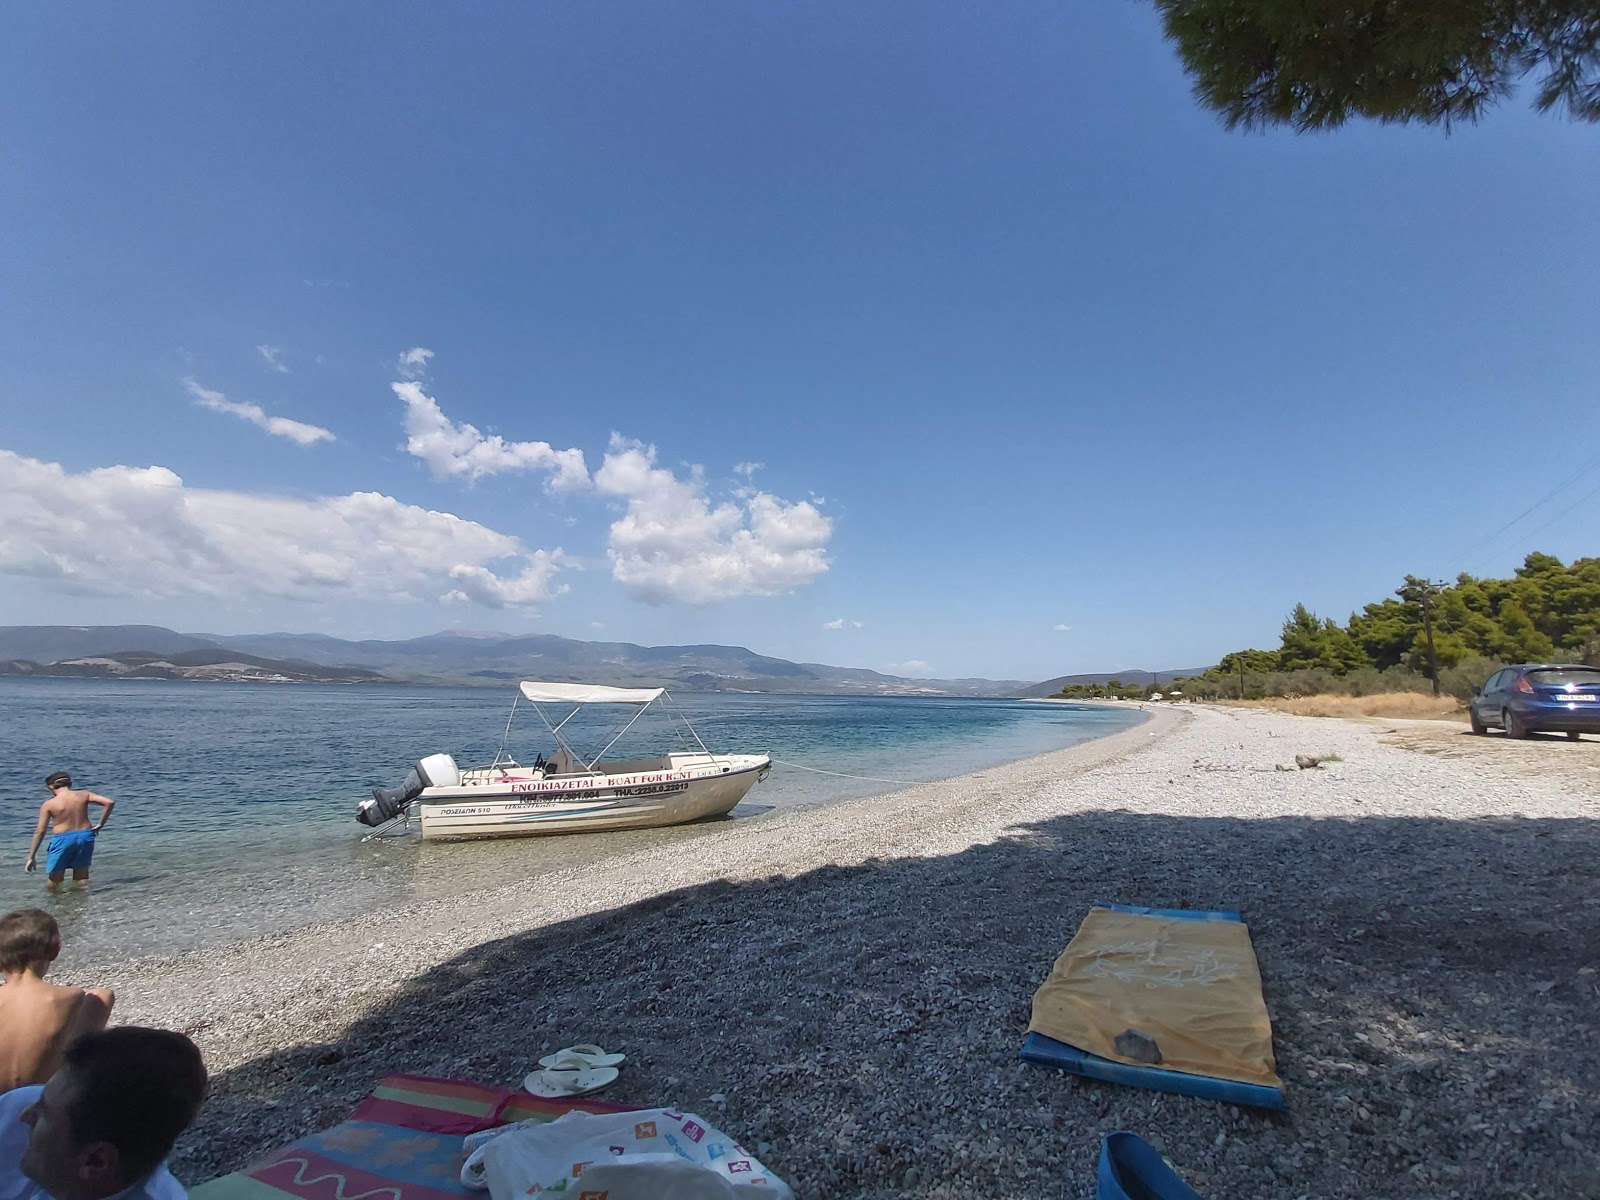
[1514,676,1535,694]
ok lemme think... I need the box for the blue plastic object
[1097,1131,1206,1200]
[1020,1031,1285,1108]
[1094,902,1242,922]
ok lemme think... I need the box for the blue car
[1469,663,1600,739]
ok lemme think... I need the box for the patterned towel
[190,1075,640,1200]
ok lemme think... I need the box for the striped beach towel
[190,1074,640,1200]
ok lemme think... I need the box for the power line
[1445,446,1600,575]
[1474,475,1600,573]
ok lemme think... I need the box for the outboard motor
[356,755,460,827]
[358,769,423,827]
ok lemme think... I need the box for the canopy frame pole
[492,693,520,768]
[662,690,720,764]
[528,702,601,776]
[588,697,656,769]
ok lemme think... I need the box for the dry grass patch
[1221,693,1466,720]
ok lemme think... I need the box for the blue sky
[2,4,1596,682]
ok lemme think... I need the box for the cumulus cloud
[892,660,935,678]
[394,380,589,491]
[397,347,434,379]
[593,436,832,605]
[1053,623,1072,632]
[0,449,565,610]
[823,617,864,630]
[185,379,334,447]
[256,345,290,373]
[733,461,763,479]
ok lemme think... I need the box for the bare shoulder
[47,982,89,1009]
[0,980,80,1017]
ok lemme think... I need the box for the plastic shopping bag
[478,1108,793,1200]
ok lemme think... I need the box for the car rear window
[1527,669,1600,688]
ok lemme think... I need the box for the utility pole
[1398,577,1444,697]
[1420,588,1440,697]
[1237,656,1245,699]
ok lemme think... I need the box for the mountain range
[0,625,1019,695]
[0,625,1208,697]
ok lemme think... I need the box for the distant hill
[0,625,218,662]
[199,629,1032,694]
[0,647,386,684]
[1014,667,1213,698]
[0,625,1032,696]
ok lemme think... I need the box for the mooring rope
[769,757,919,786]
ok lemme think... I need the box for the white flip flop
[523,1053,620,1098]
[536,1043,626,1070]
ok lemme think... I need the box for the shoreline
[88,703,1599,1197]
[7,691,1139,963]
[93,705,1168,1006]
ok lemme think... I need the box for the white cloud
[185,379,334,447]
[394,380,589,491]
[589,621,605,629]
[0,449,565,610]
[593,435,831,605]
[397,347,434,379]
[440,555,564,607]
[1053,623,1072,632]
[733,462,763,478]
[822,617,864,630]
[256,345,290,373]
[892,660,935,678]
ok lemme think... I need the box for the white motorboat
[357,681,770,841]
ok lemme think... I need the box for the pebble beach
[74,704,1600,1198]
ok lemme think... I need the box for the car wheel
[1568,731,1582,742]
[1504,709,1529,739]
[1469,707,1487,735]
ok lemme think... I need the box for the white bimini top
[519,681,665,705]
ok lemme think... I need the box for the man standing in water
[23,774,114,892]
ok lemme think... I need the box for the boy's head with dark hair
[44,772,72,791]
[20,1028,207,1200]
[0,908,61,975]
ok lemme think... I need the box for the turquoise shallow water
[0,678,1141,960]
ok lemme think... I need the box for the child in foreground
[0,909,115,1093]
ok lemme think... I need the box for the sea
[0,678,1142,961]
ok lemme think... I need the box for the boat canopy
[519,681,665,705]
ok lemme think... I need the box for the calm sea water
[0,679,1140,961]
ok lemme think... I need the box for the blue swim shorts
[45,829,95,873]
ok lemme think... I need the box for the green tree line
[1179,553,1600,702]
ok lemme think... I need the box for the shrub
[1439,655,1504,704]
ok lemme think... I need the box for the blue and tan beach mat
[189,1074,641,1200]
[1021,904,1286,1109]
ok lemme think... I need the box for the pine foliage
[1153,0,1600,129]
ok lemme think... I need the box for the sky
[2,4,1597,682]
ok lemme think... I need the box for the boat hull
[414,755,769,841]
